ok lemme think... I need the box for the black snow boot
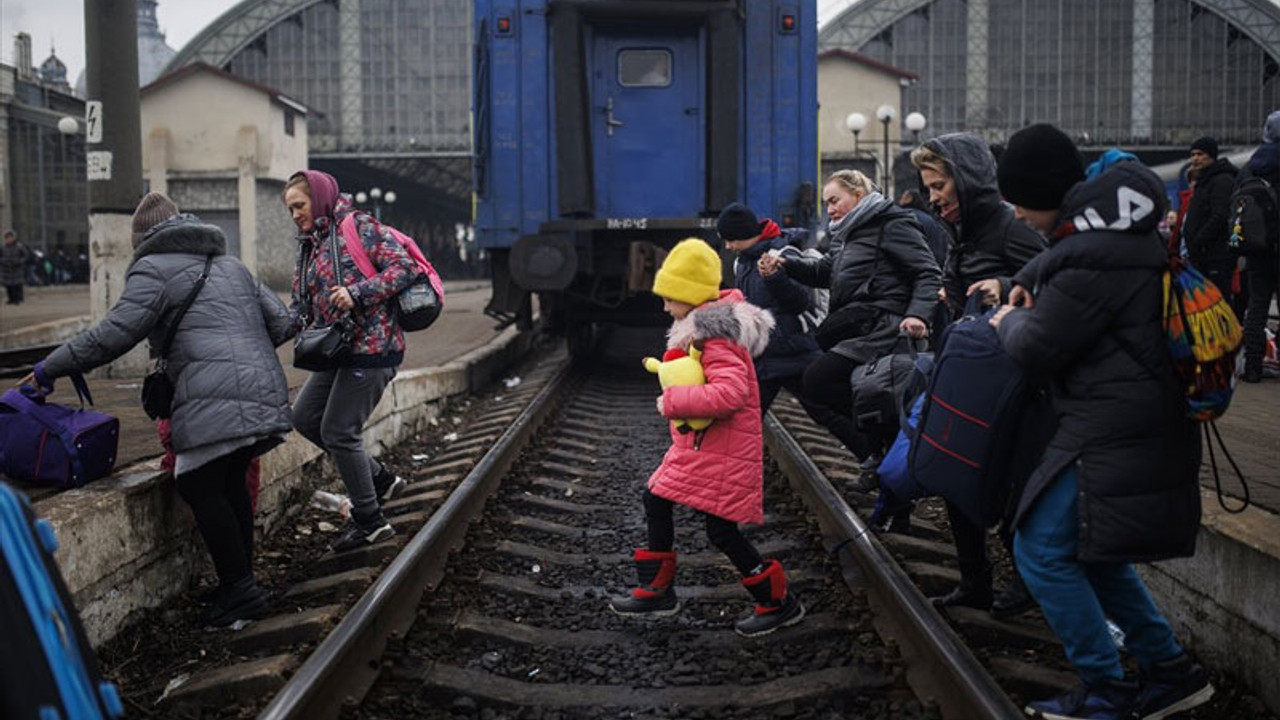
[609,549,680,616]
[201,576,268,628]
[735,559,805,637]
[931,563,993,611]
[990,573,1036,619]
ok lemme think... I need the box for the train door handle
[605,96,625,136]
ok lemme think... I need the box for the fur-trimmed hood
[667,289,775,358]
[131,214,227,266]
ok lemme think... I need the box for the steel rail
[0,343,60,379]
[258,361,574,720]
[763,412,1025,720]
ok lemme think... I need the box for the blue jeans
[1014,465,1182,685]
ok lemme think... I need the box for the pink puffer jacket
[648,290,776,524]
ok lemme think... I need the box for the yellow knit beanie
[652,238,721,306]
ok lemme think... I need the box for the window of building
[284,109,295,136]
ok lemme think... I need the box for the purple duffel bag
[0,374,119,489]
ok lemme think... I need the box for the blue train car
[473,0,818,339]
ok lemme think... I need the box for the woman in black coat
[759,169,941,461]
[910,134,1045,315]
[910,134,1048,616]
[992,126,1212,720]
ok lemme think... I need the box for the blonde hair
[824,169,877,196]
[910,145,951,178]
[282,173,310,203]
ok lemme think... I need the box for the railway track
[0,342,58,379]
[94,330,1267,719]
[125,332,1019,720]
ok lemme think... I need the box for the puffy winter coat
[40,216,294,453]
[0,240,29,286]
[732,230,821,381]
[784,194,941,363]
[998,161,1202,564]
[1182,157,1238,274]
[648,290,775,525]
[922,134,1046,316]
[289,171,419,366]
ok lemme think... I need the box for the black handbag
[849,336,928,437]
[293,224,354,371]
[142,255,213,420]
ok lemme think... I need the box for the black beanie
[997,124,1086,211]
[716,202,765,242]
[1190,136,1219,159]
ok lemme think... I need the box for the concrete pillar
[964,0,990,132]
[0,101,11,233]
[1131,0,1155,140]
[85,0,147,377]
[147,127,168,197]
[236,126,258,275]
[338,0,364,150]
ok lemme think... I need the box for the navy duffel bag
[910,295,1030,527]
[0,374,119,489]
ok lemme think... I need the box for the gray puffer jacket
[40,216,293,453]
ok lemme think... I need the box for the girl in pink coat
[609,238,806,637]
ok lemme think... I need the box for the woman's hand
[757,253,784,277]
[328,286,355,312]
[13,372,39,391]
[989,305,1016,328]
[966,279,1003,306]
[899,316,928,339]
[1009,285,1035,308]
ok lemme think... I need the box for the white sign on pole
[85,101,103,143]
[87,150,113,180]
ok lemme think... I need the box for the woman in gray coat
[20,193,294,627]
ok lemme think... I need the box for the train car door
[591,29,703,218]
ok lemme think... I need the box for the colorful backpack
[339,215,446,332]
[1161,256,1243,422]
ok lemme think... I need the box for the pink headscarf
[291,170,341,221]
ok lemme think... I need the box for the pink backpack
[339,215,445,331]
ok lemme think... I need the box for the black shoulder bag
[293,226,354,372]
[142,255,213,420]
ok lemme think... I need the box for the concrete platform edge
[0,315,90,350]
[34,324,534,648]
[1137,488,1280,714]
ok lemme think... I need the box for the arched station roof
[819,0,1280,61]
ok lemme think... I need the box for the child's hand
[655,396,664,415]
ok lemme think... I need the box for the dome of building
[39,50,70,90]
[137,0,177,87]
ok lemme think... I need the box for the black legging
[800,351,870,459]
[643,489,762,576]
[175,449,255,586]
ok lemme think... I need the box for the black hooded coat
[998,161,1202,564]
[1182,156,1238,274]
[923,134,1046,317]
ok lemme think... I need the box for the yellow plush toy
[643,346,713,433]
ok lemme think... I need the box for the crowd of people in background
[700,109,1280,718]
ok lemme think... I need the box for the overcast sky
[0,0,241,81]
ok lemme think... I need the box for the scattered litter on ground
[503,376,522,389]
[443,432,459,442]
[155,673,189,705]
[317,521,338,533]
[412,453,430,462]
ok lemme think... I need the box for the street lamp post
[845,112,867,156]
[876,105,896,193]
[356,188,397,222]
[905,112,927,145]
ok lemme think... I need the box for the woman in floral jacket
[284,169,418,553]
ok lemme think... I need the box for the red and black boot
[609,548,680,617]
[735,559,805,637]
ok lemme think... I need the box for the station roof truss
[818,0,1280,64]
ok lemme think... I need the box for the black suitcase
[0,481,124,720]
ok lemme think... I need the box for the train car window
[618,49,672,88]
